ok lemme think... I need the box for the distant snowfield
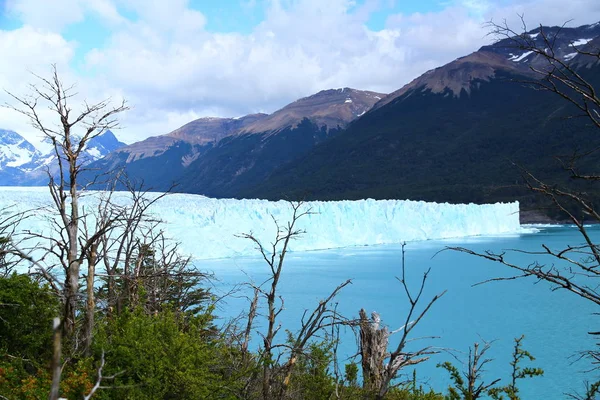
[0,187,521,260]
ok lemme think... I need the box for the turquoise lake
[204,225,599,399]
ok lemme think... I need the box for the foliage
[91,307,236,400]
[0,273,59,361]
[0,358,96,400]
[439,336,542,400]
[0,274,96,399]
[284,341,336,399]
[336,369,444,400]
[97,241,210,318]
[488,336,543,400]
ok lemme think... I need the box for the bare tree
[486,17,599,130]
[450,17,600,392]
[49,317,62,400]
[4,65,129,338]
[438,341,500,400]
[237,201,351,400]
[359,243,445,399]
[450,18,600,310]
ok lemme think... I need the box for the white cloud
[5,0,129,31]
[5,0,85,32]
[2,0,600,145]
[0,26,77,147]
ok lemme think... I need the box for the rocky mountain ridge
[83,87,386,193]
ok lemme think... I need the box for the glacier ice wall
[0,187,520,259]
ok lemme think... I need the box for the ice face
[0,187,521,260]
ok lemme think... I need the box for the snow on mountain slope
[480,22,600,67]
[0,129,125,185]
[0,130,41,170]
[0,187,521,259]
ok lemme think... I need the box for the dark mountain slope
[245,64,600,211]
[84,115,266,189]
[85,88,384,193]
[173,88,384,196]
[245,22,600,209]
[176,119,341,197]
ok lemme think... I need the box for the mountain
[85,130,127,161]
[371,51,533,110]
[0,129,125,185]
[87,114,268,188]
[84,88,385,193]
[0,130,40,168]
[238,88,383,134]
[0,130,42,185]
[480,22,600,67]
[245,22,600,219]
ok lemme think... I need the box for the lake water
[202,225,599,399]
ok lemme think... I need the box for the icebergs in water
[0,187,521,259]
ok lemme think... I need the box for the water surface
[204,226,598,399]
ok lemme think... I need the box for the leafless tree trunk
[238,202,310,400]
[84,242,98,356]
[466,342,500,399]
[359,309,387,394]
[4,65,128,339]
[49,317,62,400]
[239,201,351,400]
[359,243,445,399]
[241,286,259,363]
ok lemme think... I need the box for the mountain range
[2,21,599,221]
[0,130,125,185]
[245,22,600,219]
[81,87,384,195]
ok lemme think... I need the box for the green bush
[92,308,237,399]
[0,273,59,361]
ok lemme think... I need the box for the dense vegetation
[0,248,548,399]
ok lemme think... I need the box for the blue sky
[1,0,599,144]
[2,0,448,68]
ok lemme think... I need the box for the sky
[1,0,600,146]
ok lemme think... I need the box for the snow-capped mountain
[0,130,42,170]
[0,129,125,185]
[480,22,600,67]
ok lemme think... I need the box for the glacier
[0,187,521,260]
